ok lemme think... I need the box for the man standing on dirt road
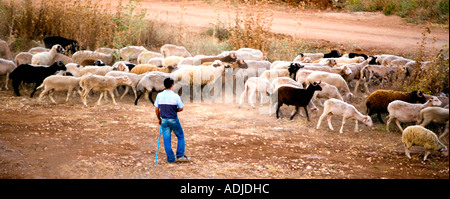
[154,77,189,163]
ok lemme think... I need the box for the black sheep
[288,62,303,80]
[323,50,341,58]
[349,52,369,60]
[43,36,81,55]
[274,82,322,121]
[10,61,67,97]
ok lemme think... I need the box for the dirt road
[112,0,449,54]
[0,87,448,179]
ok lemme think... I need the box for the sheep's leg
[404,144,412,159]
[339,117,346,134]
[30,83,40,98]
[327,115,334,130]
[38,88,48,103]
[423,150,431,161]
[386,116,393,132]
[81,88,90,107]
[377,113,384,124]
[316,112,328,130]
[394,119,404,132]
[353,79,361,93]
[276,104,282,119]
[363,82,370,94]
[12,80,21,96]
[439,121,449,139]
[354,119,359,133]
[238,87,247,108]
[4,72,9,90]
[290,106,299,120]
[132,87,137,100]
[109,90,117,105]
[65,89,72,103]
[303,106,310,122]
[97,92,104,106]
[49,91,57,104]
[134,91,144,105]
[248,88,256,109]
[120,86,129,99]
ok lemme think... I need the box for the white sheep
[271,77,303,89]
[36,75,81,104]
[386,97,442,132]
[417,107,449,139]
[65,63,84,77]
[259,69,290,82]
[79,74,132,106]
[402,125,448,161]
[0,58,17,90]
[311,82,343,106]
[119,46,148,63]
[160,44,192,58]
[238,77,273,108]
[0,39,13,60]
[316,98,373,134]
[317,57,364,65]
[305,71,354,102]
[105,71,146,99]
[137,51,164,64]
[31,44,64,65]
[14,52,33,66]
[147,57,164,67]
[77,63,129,77]
[28,47,49,54]
[162,56,184,68]
[171,61,228,86]
[178,57,201,66]
[293,53,324,62]
[72,50,115,66]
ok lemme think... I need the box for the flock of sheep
[0,36,448,162]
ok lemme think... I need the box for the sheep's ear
[230,53,236,59]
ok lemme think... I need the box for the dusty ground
[0,86,448,179]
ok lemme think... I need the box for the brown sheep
[365,89,427,123]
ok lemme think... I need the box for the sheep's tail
[238,82,249,106]
[36,81,45,90]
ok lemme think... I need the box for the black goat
[274,82,322,121]
[44,36,81,55]
[10,61,67,97]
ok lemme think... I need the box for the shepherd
[154,77,189,163]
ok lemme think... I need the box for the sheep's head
[308,81,322,91]
[327,59,337,67]
[94,59,105,66]
[427,96,442,106]
[233,59,247,69]
[288,63,302,77]
[51,61,66,71]
[362,116,373,127]
[302,57,312,63]
[54,44,65,54]
[412,90,426,103]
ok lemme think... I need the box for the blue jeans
[160,118,185,163]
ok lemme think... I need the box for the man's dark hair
[164,77,175,89]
